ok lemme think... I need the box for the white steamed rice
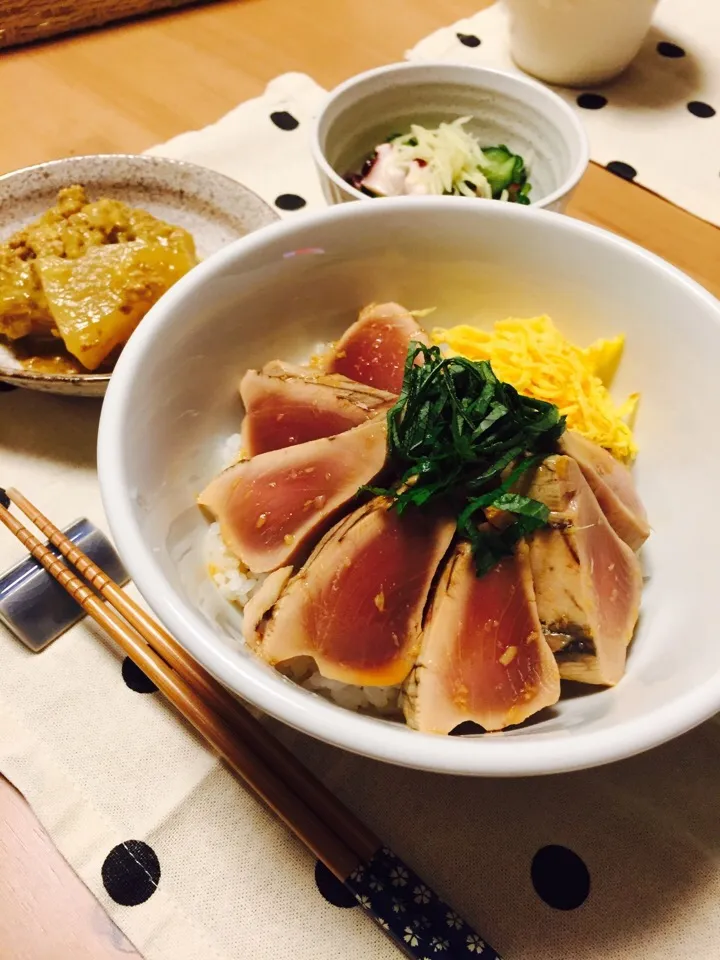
[204,431,402,717]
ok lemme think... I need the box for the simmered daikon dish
[0,185,197,374]
[198,302,649,735]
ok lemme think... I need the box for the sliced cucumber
[480,145,529,202]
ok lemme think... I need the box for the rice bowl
[99,197,720,776]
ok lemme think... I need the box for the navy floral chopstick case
[345,846,502,959]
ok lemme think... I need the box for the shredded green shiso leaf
[366,343,566,575]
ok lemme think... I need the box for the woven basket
[0,1,207,50]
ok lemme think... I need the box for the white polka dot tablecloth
[2,4,720,959]
[408,0,720,226]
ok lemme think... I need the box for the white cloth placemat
[144,73,328,217]
[408,0,720,226]
[2,13,720,959]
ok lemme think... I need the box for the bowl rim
[0,151,278,196]
[0,153,277,387]
[99,196,720,777]
[310,61,590,208]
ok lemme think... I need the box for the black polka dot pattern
[576,93,608,110]
[606,161,637,181]
[687,101,716,119]
[657,40,685,58]
[270,110,299,131]
[121,656,158,694]
[102,841,161,906]
[314,860,358,908]
[275,193,307,212]
[456,32,481,48]
[531,845,590,910]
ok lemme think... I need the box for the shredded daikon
[389,118,494,198]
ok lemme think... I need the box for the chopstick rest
[0,517,128,651]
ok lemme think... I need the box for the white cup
[504,0,660,87]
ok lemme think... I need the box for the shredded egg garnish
[432,315,639,463]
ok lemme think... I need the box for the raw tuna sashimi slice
[246,497,455,687]
[559,430,649,551]
[240,362,393,455]
[403,539,560,733]
[328,302,428,393]
[527,455,643,685]
[199,417,388,573]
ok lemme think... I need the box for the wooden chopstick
[4,486,379,864]
[0,487,505,960]
[0,497,361,881]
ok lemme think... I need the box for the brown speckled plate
[0,154,279,397]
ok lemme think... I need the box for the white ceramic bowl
[311,62,589,211]
[99,197,720,777]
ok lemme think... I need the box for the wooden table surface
[0,1,718,957]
